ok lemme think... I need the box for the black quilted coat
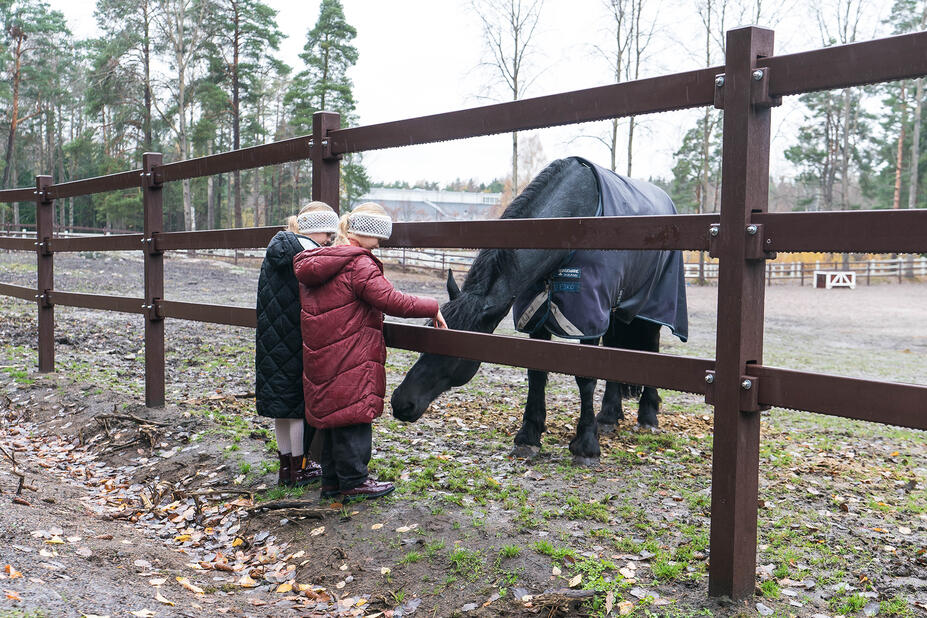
[255,231,318,419]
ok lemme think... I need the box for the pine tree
[284,0,367,209]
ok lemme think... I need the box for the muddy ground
[0,250,925,618]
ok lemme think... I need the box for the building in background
[358,188,501,221]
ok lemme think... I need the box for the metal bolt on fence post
[715,75,725,87]
[746,224,758,235]
[741,379,753,390]
[710,227,720,237]
[705,374,715,384]
[752,69,764,81]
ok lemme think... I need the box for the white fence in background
[3,228,926,284]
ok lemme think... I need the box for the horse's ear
[446,269,461,300]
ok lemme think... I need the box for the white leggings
[274,419,304,456]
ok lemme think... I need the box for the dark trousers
[320,423,372,491]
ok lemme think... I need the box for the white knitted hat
[297,210,339,234]
[348,212,393,240]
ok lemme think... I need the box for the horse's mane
[459,158,570,298]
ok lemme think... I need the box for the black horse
[390,157,687,465]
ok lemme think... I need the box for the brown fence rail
[1,26,927,602]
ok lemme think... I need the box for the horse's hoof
[511,444,541,459]
[571,455,600,467]
[598,423,616,435]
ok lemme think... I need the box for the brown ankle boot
[277,452,292,487]
[289,454,322,487]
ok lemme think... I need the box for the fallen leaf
[605,590,614,614]
[5,590,22,601]
[238,574,258,588]
[276,583,293,593]
[45,536,65,545]
[335,580,346,589]
[568,574,582,588]
[371,523,383,530]
[310,526,325,536]
[551,566,561,576]
[231,537,244,547]
[155,591,175,606]
[380,567,391,575]
[4,566,22,579]
[134,559,151,569]
[149,578,167,586]
[176,577,204,594]
[129,611,156,618]
[618,600,635,615]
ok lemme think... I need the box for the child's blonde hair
[335,202,391,245]
[286,201,336,233]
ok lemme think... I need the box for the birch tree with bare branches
[473,0,544,196]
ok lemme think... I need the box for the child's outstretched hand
[434,309,448,329]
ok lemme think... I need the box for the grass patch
[448,547,484,580]
[399,550,423,564]
[565,495,610,523]
[499,544,521,559]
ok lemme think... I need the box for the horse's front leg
[597,314,626,434]
[635,321,663,429]
[512,330,551,459]
[569,339,601,466]
[596,380,625,434]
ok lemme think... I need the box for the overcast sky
[46,0,891,185]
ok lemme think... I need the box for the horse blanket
[513,157,688,342]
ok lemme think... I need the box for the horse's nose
[390,393,414,421]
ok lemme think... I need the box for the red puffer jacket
[293,245,440,429]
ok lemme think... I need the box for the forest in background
[1,0,926,233]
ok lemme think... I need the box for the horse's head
[391,270,486,422]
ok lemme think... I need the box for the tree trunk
[908,77,922,210]
[893,82,907,211]
[254,168,263,226]
[610,119,618,172]
[232,2,242,228]
[512,131,518,196]
[143,0,153,151]
[626,116,635,177]
[207,138,215,230]
[2,34,24,191]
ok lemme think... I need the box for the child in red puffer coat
[293,202,446,502]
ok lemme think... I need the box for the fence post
[36,175,54,373]
[309,111,341,463]
[867,260,871,285]
[142,153,165,408]
[311,111,342,213]
[708,26,775,600]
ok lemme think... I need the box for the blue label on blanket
[552,280,580,292]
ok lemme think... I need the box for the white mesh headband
[348,212,393,240]
[297,210,339,234]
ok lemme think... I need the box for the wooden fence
[1,26,927,601]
